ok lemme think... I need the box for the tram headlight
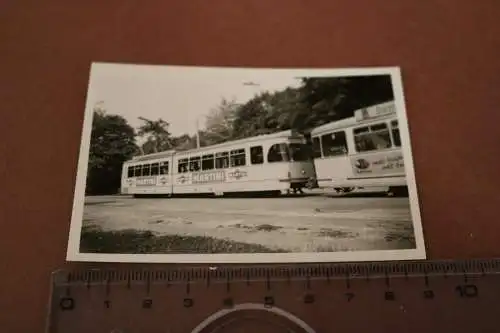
[301,169,306,175]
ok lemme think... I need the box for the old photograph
[66,63,426,263]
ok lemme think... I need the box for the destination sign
[192,171,226,184]
[355,101,396,121]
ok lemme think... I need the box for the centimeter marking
[50,259,500,317]
[52,258,500,287]
[54,278,483,311]
[48,261,500,333]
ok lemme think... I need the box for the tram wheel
[280,189,290,196]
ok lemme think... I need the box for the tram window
[288,143,310,161]
[230,149,246,167]
[134,165,142,177]
[178,158,188,173]
[321,131,347,157]
[202,154,215,170]
[215,152,229,169]
[391,120,401,147]
[250,146,264,164]
[267,143,290,163]
[312,137,322,158]
[159,161,169,175]
[127,166,134,178]
[189,156,201,172]
[151,163,159,176]
[354,123,392,152]
[142,164,151,176]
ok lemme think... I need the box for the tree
[170,133,197,151]
[232,94,270,139]
[203,98,239,145]
[267,87,303,131]
[229,87,304,140]
[292,75,395,131]
[86,107,138,195]
[137,117,173,154]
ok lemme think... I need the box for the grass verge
[80,225,286,254]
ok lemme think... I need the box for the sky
[87,63,307,137]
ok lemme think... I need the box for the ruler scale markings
[403,264,409,280]
[265,269,271,291]
[47,258,500,333]
[345,271,351,289]
[65,272,71,297]
[104,275,111,309]
[226,273,231,292]
[206,271,211,287]
[186,278,191,294]
[325,266,331,284]
[245,269,250,286]
[145,271,151,295]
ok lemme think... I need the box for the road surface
[82,192,416,253]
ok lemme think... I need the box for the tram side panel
[346,148,407,188]
[120,156,175,196]
[314,155,353,190]
[171,143,292,195]
[120,163,129,195]
[310,101,409,193]
[310,127,357,191]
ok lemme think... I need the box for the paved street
[82,192,416,253]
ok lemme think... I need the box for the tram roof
[127,129,303,163]
[310,117,357,136]
[310,100,397,136]
[175,129,303,156]
[129,150,176,162]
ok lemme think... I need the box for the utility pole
[195,117,201,149]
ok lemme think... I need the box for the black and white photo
[66,63,426,263]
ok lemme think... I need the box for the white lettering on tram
[228,169,248,180]
[355,102,396,121]
[352,152,404,175]
[136,177,157,186]
[192,171,226,184]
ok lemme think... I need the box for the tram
[310,101,408,195]
[120,130,317,197]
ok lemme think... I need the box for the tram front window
[288,143,310,161]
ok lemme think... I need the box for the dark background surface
[1,1,499,332]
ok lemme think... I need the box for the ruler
[46,258,500,333]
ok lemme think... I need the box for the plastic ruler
[46,258,500,332]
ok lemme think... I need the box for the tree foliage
[137,117,173,154]
[231,87,303,139]
[86,109,137,195]
[203,98,238,145]
[290,75,394,131]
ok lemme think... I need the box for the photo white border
[66,63,426,264]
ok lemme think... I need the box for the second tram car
[310,101,408,195]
